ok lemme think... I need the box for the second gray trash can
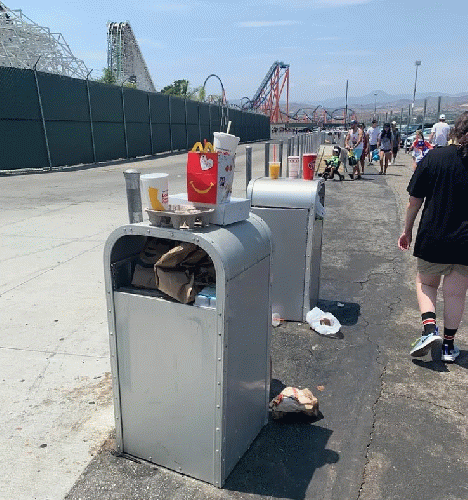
[247,177,325,322]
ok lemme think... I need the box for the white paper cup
[288,156,300,178]
[140,173,169,212]
[213,132,240,155]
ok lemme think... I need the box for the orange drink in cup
[269,162,280,179]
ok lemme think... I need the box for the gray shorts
[417,258,468,277]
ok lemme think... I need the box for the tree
[161,79,190,97]
[99,68,116,85]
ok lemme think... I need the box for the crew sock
[443,328,457,350]
[421,312,437,335]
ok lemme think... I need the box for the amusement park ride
[241,61,356,125]
[0,3,354,126]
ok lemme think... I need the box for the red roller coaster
[243,61,289,123]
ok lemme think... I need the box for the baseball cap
[391,121,397,125]
[371,119,377,123]
[440,114,446,120]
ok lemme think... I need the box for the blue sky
[12,0,468,103]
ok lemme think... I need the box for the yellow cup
[269,162,280,179]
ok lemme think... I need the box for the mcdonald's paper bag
[187,143,234,205]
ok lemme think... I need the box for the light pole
[411,60,421,124]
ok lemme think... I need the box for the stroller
[322,145,344,181]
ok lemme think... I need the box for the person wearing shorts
[367,119,380,165]
[345,120,363,179]
[377,122,393,174]
[391,121,401,165]
[398,112,468,362]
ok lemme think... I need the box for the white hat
[440,114,446,120]
[391,121,397,125]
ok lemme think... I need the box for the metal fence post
[279,140,283,177]
[245,146,252,191]
[185,98,189,151]
[33,61,52,170]
[148,93,154,155]
[169,96,174,153]
[121,85,129,158]
[123,169,143,223]
[264,142,270,176]
[85,71,97,163]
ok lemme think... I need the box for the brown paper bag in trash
[269,387,319,419]
[153,242,209,303]
[155,268,197,304]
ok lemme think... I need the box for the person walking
[429,114,451,147]
[377,122,393,174]
[366,119,380,165]
[391,121,401,165]
[345,120,364,179]
[398,112,468,362]
[360,122,369,174]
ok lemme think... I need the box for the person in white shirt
[367,119,381,165]
[429,114,451,147]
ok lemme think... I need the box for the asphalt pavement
[1,142,467,500]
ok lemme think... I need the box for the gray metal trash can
[103,215,272,487]
[247,177,325,322]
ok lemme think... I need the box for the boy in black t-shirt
[398,112,468,363]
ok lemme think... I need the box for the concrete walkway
[2,145,467,500]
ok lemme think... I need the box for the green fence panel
[88,81,126,160]
[93,122,127,162]
[89,81,125,122]
[198,103,211,143]
[169,96,186,124]
[210,105,221,135]
[151,124,171,153]
[0,120,49,170]
[37,72,89,121]
[126,122,152,158]
[149,93,170,153]
[170,97,187,150]
[186,100,200,147]
[46,121,94,167]
[149,93,170,124]
[123,88,151,158]
[0,67,41,120]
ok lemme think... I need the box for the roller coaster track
[245,61,289,123]
[0,1,89,78]
[107,22,155,92]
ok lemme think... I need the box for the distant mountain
[306,90,459,109]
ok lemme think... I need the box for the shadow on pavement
[317,299,361,326]
[224,416,338,500]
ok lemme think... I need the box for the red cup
[302,153,317,180]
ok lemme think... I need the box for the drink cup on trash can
[302,153,317,180]
[269,162,280,179]
[288,156,300,178]
[213,132,240,156]
[140,173,169,213]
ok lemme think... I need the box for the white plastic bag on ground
[306,307,341,336]
[269,387,319,419]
